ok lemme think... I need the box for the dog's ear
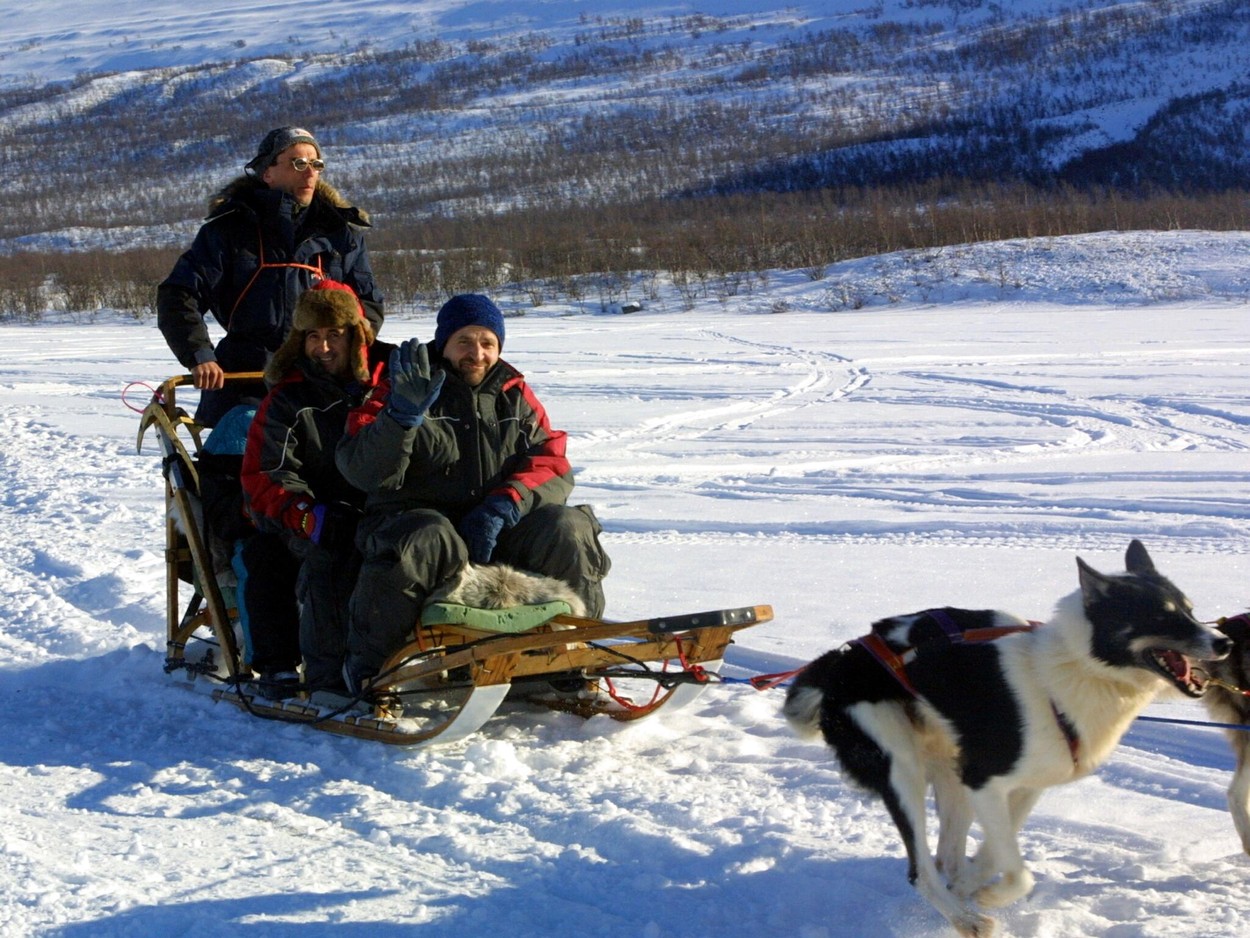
[1124,539,1156,576]
[1076,555,1112,604]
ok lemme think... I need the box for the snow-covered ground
[2,230,1250,937]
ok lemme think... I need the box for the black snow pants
[345,504,611,679]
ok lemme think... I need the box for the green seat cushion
[421,600,573,633]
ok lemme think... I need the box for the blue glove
[303,502,361,554]
[457,494,522,563]
[386,339,445,428]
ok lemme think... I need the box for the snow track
[570,307,1250,559]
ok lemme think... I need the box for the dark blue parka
[157,176,383,376]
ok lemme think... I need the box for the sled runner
[138,374,772,746]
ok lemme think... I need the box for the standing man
[158,126,383,426]
[335,294,611,692]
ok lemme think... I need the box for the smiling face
[442,325,501,387]
[262,142,321,206]
[304,326,352,379]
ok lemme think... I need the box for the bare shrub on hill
[369,182,1250,307]
[2,182,1247,321]
[0,248,175,321]
[0,254,48,323]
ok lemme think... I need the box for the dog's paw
[947,855,986,898]
[951,905,998,938]
[975,867,1035,908]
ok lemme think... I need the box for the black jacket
[242,341,395,538]
[157,177,383,373]
[335,356,573,522]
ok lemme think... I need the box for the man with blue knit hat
[335,293,611,692]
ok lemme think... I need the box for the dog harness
[852,608,1037,696]
[853,609,1082,768]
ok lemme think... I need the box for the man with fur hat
[158,126,384,427]
[335,293,611,692]
[240,279,395,697]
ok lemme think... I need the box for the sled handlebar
[152,371,266,409]
[158,370,266,391]
[137,373,267,455]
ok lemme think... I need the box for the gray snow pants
[345,503,611,677]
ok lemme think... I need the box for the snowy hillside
[1,0,1248,252]
[1,230,1249,936]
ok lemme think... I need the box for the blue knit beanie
[434,294,505,353]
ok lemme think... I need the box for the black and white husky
[1203,612,1250,854]
[783,540,1229,938]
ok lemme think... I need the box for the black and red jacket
[242,341,394,538]
[335,355,572,523]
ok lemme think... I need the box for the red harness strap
[855,612,1081,766]
[925,607,1039,644]
[227,225,325,328]
[748,667,806,691]
[853,612,1040,700]
[853,632,921,697]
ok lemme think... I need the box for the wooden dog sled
[138,374,772,746]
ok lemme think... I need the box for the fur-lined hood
[205,176,371,227]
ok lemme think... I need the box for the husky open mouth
[1149,648,1208,697]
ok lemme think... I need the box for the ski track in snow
[569,320,1250,555]
[2,236,1250,936]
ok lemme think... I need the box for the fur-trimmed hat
[245,126,321,176]
[265,280,374,385]
[433,293,505,353]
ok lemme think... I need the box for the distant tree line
[1,181,1245,320]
